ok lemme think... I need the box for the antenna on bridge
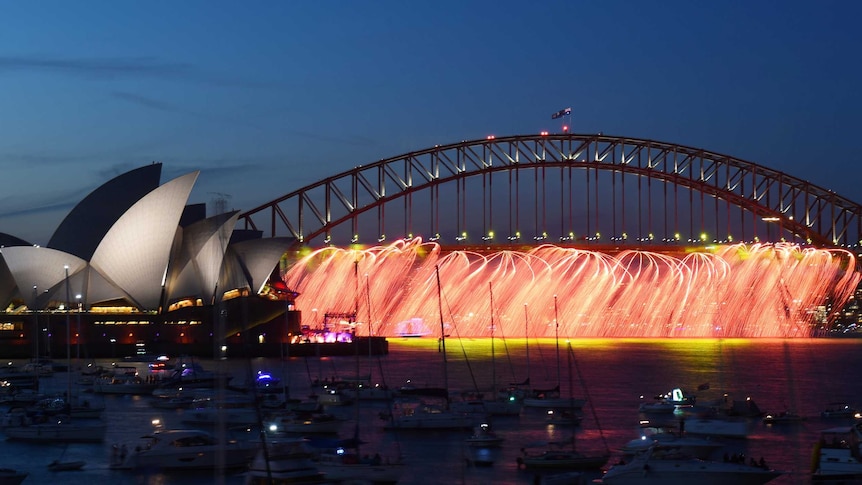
[208,192,232,216]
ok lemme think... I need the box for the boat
[313,448,404,483]
[821,402,861,419]
[180,394,260,427]
[244,438,326,484]
[522,300,586,410]
[1,412,107,443]
[762,410,805,425]
[517,338,610,471]
[465,422,504,448]
[92,373,157,395]
[110,428,260,471]
[265,411,344,435]
[0,468,27,485]
[47,459,85,472]
[597,446,783,484]
[619,426,724,460]
[516,440,609,470]
[383,266,479,431]
[811,422,862,482]
[639,388,696,414]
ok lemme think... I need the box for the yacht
[620,427,724,460]
[244,438,326,484]
[522,385,586,409]
[516,440,609,470]
[265,411,343,435]
[811,423,862,482]
[597,447,782,484]
[820,402,861,419]
[639,388,695,414]
[110,429,259,471]
[180,395,260,427]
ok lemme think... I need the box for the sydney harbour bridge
[237,133,862,339]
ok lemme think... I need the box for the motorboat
[92,374,157,395]
[110,429,260,471]
[0,468,27,485]
[244,438,326,484]
[620,429,724,460]
[762,410,805,425]
[29,395,105,419]
[597,447,782,484]
[313,449,404,483]
[516,440,609,470]
[639,388,696,415]
[811,422,862,482]
[2,412,107,443]
[821,402,861,419]
[449,391,522,416]
[465,423,504,448]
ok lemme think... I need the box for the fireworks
[282,238,860,338]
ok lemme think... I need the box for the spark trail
[281,238,860,338]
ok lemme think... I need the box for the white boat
[811,423,862,481]
[597,447,782,484]
[110,429,260,471]
[620,431,724,460]
[244,438,326,484]
[2,413,107,443]
[682,417,750,439]
[762,410,805,425]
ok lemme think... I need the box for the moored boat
[0,468,27,485]
[110,428,259,471]
[597,446,782,484]
[811,423,862,482]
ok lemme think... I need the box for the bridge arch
[239,133,862,248]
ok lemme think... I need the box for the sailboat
[522,296,585,410]
[517,341,610,471]
[450,282,522,417]
[2,268,107,443]
[384,265,476,430]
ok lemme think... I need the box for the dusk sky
[1,1,860,245]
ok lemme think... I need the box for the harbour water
[2,338,859,484]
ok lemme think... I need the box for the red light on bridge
[540,131,549,136]
[562,125,569,132]
[486,135,495,140]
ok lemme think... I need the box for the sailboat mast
[524,303,530,385]
[64,266,72,404]
[489,282,495,395]
[553,295,560,387]
[435,265,448,400]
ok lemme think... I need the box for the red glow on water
[282,238,860,338]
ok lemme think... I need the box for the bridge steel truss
[238,133,862,249]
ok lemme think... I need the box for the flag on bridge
[551,107,571,119]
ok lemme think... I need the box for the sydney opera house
[0,163,305,359]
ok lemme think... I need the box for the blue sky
[1,1,859,245]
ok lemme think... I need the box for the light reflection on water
[1,338,857,484]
